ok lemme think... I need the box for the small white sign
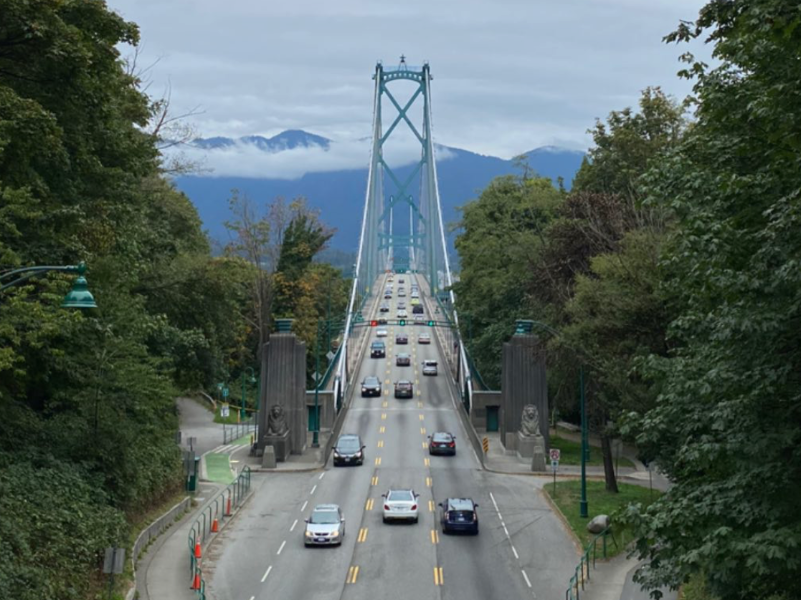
[312,371,321,382]
[326,351,336,362]
[221,403,230,418]
[551,459,559,472]
[549,448,561,461]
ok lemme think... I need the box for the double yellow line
[347,565,360,584]
[433,566,444,586]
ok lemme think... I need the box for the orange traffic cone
[225,496,232,516]
[192,572,201,590]
[194,541,202,559]
[211,518,219,533]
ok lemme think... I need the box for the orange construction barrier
[192,572,201,590]
[194,541,202,559]
[211,518,219,533]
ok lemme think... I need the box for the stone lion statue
[266,404,288,435]
[520,404,541,437]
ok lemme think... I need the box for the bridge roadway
[206,274,577,600]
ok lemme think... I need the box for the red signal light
[370,320,378,327]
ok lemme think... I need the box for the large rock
[587,514,610,534]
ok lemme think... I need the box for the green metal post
[312,319,321,448]
[580,365,589,518]
[240,372,247,422]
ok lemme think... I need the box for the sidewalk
[577,554,677,600]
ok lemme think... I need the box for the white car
[396,309,408,318]
[414,314,425,324]
[376,328,388,338]
[418,333,431,344]
[423,360,438,376]
[382,489,420,523]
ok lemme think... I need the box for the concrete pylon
[500,332,549,453]
[257,319,307,456]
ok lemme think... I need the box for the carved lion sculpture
[266,404,289,435]
[520,404,541,437]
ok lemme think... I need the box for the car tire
[382,516,388,524]
[413,517,419,524]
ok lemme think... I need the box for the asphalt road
[206,274,578,600]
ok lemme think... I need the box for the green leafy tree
[622,1,801,598]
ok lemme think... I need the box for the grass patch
[545,479,660,558]
[212,403,252,424]
[549,434,635,469]
[680,573,717,600]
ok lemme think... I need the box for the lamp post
[0,261,97,308]
[240,367,256,422]
[519,319,589,519]
[312,319,325,448]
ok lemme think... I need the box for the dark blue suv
[439,498,479,534]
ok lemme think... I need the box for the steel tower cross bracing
[335,59,473,412]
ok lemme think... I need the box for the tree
[623,1,801,598]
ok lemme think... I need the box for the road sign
[312,371,321,382]
[549,448,561,461]
[326,351,335,361]
[102,547,126,574]
[221,403,230,418]
[551,459,559,471]
[222,387,229,398]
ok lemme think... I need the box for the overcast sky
[109,0,709,174]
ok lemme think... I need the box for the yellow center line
[382,401,388,407]
[382,413,387,420]
[430,529,439,544]
[385,379,390,384]
[379,426,386,433]
[375,457,382,466]
[426,476,433,487]
[377,440,384,448]
[433,566,443,586]
[365,498,374,511]
[417,401,423,408]
[428,500,435,512]
[371,476,379,486]
[422,441,428,449]
[347,565,360,584]
[384,389,389,396]
[358,528,368,543]
[424,458,430,467]
[420,427,426,435]
[419,414,424,421]
[416,390,422,396]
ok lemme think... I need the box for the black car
[371,341,386,358]
[412,305,424,314]
[428,432,456,455]
[396,334,408,344]
[394,380,414,398]
[379,304,390,313]
[361,376,381,397]
[439,498,479,534]
[378,317,388,325]
[333,434,365,466]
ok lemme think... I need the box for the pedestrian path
[203,434,252,484]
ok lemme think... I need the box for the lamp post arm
[0,264,84,293]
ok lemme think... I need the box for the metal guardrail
[565,527,616,600]
[222,419,257,445]
[188,466,253,599]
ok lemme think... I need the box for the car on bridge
[376,328,388,337]
[422,359,438,376]
[439,498,479,535]
[409,297,420,306]
[414,315,425,324]
[380,303,390,312]
[371,341,386,358]
[398,289,406,297]
[384,291,392,299]
[395,333,408,344]
[396,353,411,366]
[412,305,424,314]
[397,301,406,309]
[394,380,414,398]
[361,376,381,397]
[398,278,405,284]
[333,434,365,467]
[304,504,345,546]
[382,489,420,523]
[428,432,456,455]
[396,309,408,318]
[418,333,431,344]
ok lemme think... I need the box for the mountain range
[173,130,586,264]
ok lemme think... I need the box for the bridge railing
[565,527,616,600]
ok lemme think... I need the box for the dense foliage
[0,2,256,598]
[456,0,801,596]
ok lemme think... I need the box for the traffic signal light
[399,319,406,326]
[427,320,435,326]
[370,320,378,327]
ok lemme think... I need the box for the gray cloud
[112,0,709,163]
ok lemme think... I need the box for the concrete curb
[540,486,584,555]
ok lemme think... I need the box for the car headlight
[361,387,367,392]
[305,530,313,537]
[355,451,363,458]
[330,530,340,537]
[334,450,340,457]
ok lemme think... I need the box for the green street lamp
[0,261,97,308]
[240,367,256,421]
[518,319,589,519]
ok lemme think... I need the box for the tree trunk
[601,432,619,493]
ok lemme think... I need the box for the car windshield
[372,342,384,348]
[433,433,452,442]
[425,361,437,366]
[364,377,379,385]
[337,437,361,451]
[397,382,412,389]
[388,490,414,502]
[310,510,340,524]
